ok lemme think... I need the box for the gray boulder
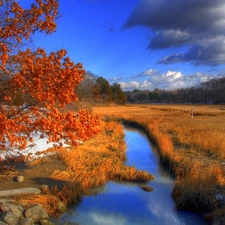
[0,221,8,225]
[19,217,34,225]
[14,176,24,183]
[1,211,18,225]
[0,188,41,197]
[0,199,15,204]
[2,203,23,218]
[24,204,49,222]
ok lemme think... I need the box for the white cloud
[119,71,185,91]
[118,81,152,91]
[170,80,185,89]
[162,71,183,82]
[131,69,159,78]
[200,76,211,83]
[195,72,205,77]
[118,81,141,90]
[185,72,222,84]
[119,70,213,91]
[143,69,158,76]
[149,70,184,88]
[119,69,225,91]
[109,76,123,81]
[140,80,152,88]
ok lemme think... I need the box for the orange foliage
[0,0,100,150]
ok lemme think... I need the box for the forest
[75,72,126,105]
[125,76,225,104]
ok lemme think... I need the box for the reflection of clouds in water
[56,127,206,225]
[147,200,179,225]
[146,196,206,225]
[153,176,174,185]
[58,210,127,225]
[104,182,137,194]
[59,209,154,225]
[89,212,127,225]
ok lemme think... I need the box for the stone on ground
[1,211,18,225]
[24,204,49,222]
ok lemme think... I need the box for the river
[55,126,207,225]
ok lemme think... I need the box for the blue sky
[27,0,225,90]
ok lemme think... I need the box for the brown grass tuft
[50,119,153,192]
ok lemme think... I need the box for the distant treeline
[76,72,126,105]
[125,76,225,104]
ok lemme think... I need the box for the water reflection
[56,127,207,225]
[124,125,174,180]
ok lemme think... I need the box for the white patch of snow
[0,132,69,161]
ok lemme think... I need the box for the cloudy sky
[30,0,225,90]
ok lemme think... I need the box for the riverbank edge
[0,118,154,225]
[117,116,225,225]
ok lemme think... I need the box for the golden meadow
[3,103,225,221]
[93,104,225,220]
[9,110,153,216]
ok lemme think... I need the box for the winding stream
[56,126,207,225]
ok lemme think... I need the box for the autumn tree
[0,0,100,151]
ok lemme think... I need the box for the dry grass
[93,104,225,217]
[51,120,153,191]
[16,194,60,215]
[5,114,153,216]
[172,162,225,214]
[4,103,225,219]
[14,182,83,216]
[18,118,152,216]
[0,164,18,180]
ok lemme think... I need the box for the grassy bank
[93,104,225,222]
[6,117,153,216]
[2,103,225,222]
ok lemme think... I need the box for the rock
[19,217,34,225]
[0,204,8,213]
[2,203,24,218]
[14,176,24,182]
[140,185,154,192]
[0,188,41,197]
[1,210,19,225]
[0,221,8,225]
[24,204,49,222]
[40,220,55,225]
[0,199,15,204]
[19,202,29,208]
[57,202,67,213]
